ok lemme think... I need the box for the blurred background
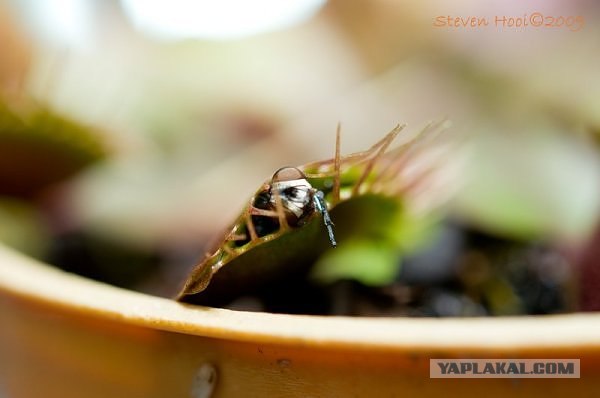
[1,0,600,315]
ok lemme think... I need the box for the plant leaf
[177,122,450,305]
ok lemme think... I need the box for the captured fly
[177,122,449,305]
[251,166,336,247]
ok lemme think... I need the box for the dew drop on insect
[272,167,305,182]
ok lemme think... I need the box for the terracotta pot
[0,243,597,397]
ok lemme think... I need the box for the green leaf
[311,239,400,286]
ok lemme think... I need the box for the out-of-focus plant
[452,127,600,243]
[0,98,108,259]
[0,101,108,199]
[0,197,48,257]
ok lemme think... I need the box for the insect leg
[314,190,337,247]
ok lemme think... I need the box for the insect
[177,122,449,305]
[251,166,336,247]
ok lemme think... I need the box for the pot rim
[1,244,598,352]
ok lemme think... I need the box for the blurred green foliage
[0,100,107,198]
